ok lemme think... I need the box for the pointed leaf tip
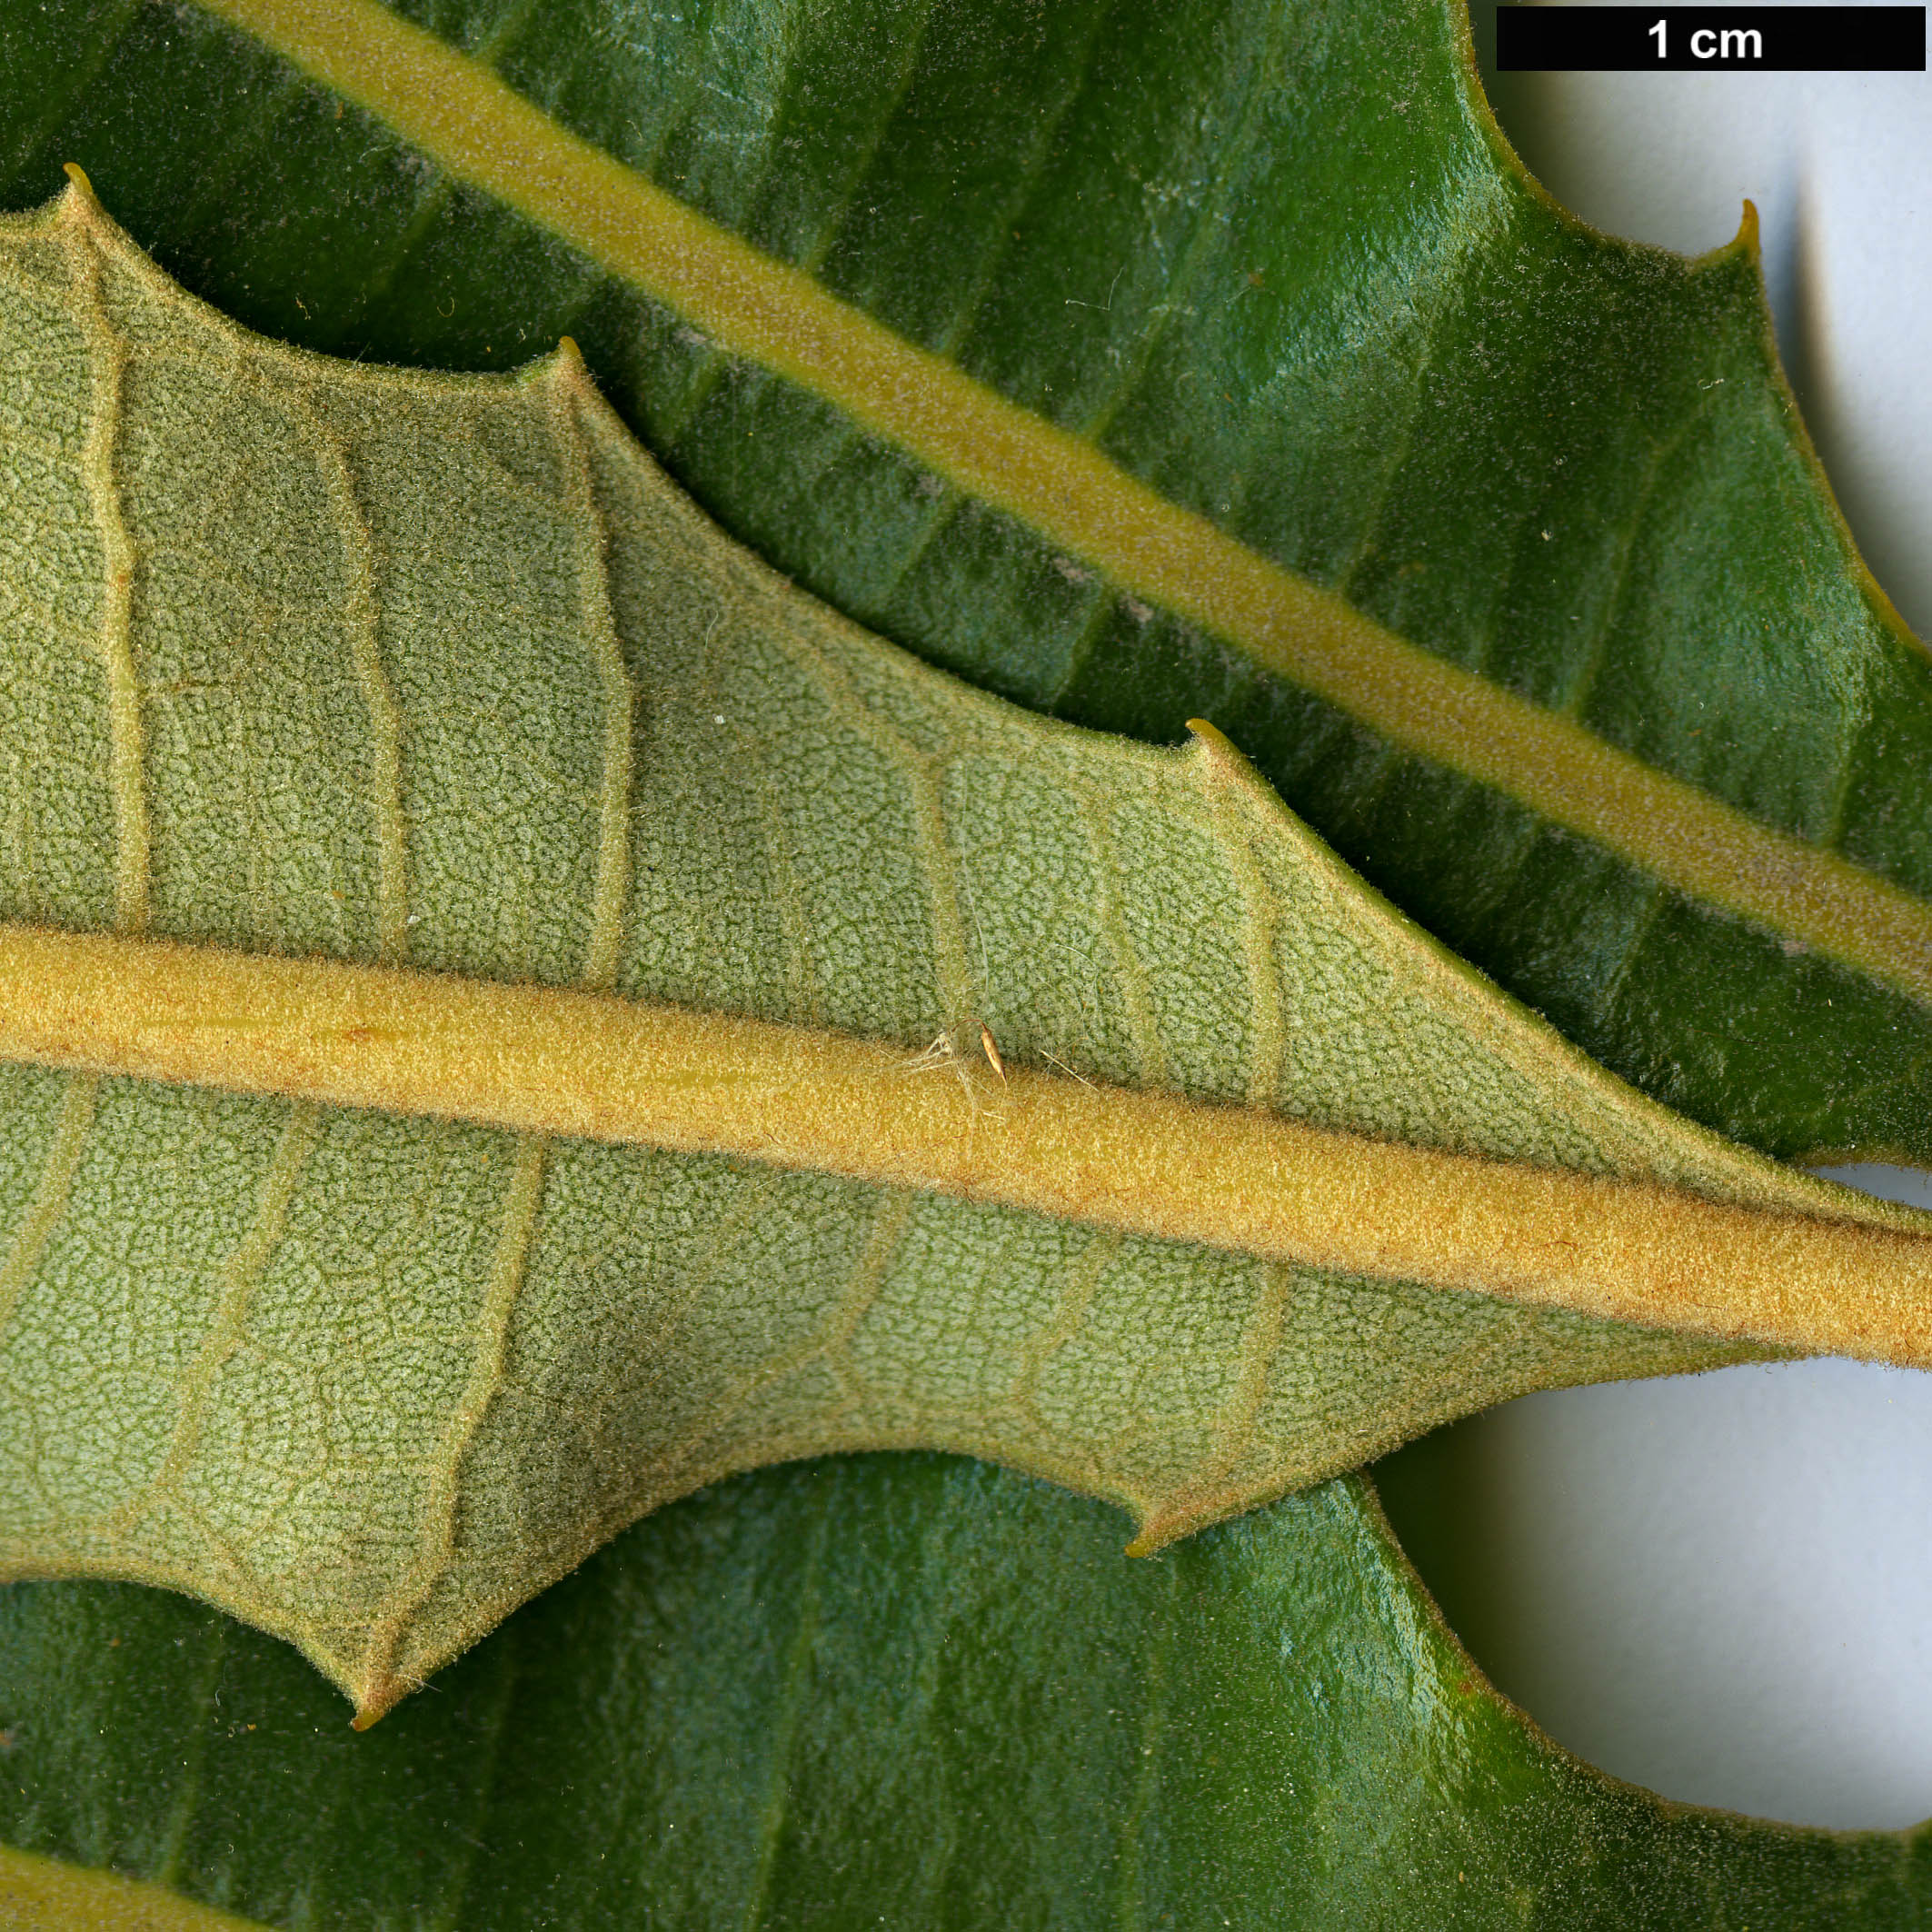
[547,331,604,400]
[1183,716,1242,767]
[60,162,101,217]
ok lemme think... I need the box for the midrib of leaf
[0,1844,273,1930]
[9,21,1932,1922]
[183,0,1932,1013]
[10,917,1932,1389]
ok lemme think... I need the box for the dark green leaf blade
[5,1458,1930,1930]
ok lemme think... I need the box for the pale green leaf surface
[5,182,1925,1722]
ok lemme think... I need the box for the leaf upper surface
[6,1459,1932,1930]
[3,182,1931,1721]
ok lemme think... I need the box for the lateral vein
[105,1100,321,1533]
[0,1071,98,1343]
[1194,733,1288,1109]
[64,180,149,937]
[354,1128,549,1726]
[301,396,411,962]
[553,351,636,994]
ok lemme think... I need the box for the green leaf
[3,0,1923,1168]
[25,180,1932,1721]
[2,0,1927,1919]
[6,1456,1932,1930]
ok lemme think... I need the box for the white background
[1403,21,1932,1830]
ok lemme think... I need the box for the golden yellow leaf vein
[68,210,147,939]
[184,0,1932,1010]
[6,920,1932,1373]
[0,1845,271,1932]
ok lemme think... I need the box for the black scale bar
[1497,5,1927,70]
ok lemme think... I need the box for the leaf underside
[14,181,1932,1718]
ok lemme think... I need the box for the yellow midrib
[6,921,1932,1374]
[176,0,1932,1011]
[0,1844,272,1931]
